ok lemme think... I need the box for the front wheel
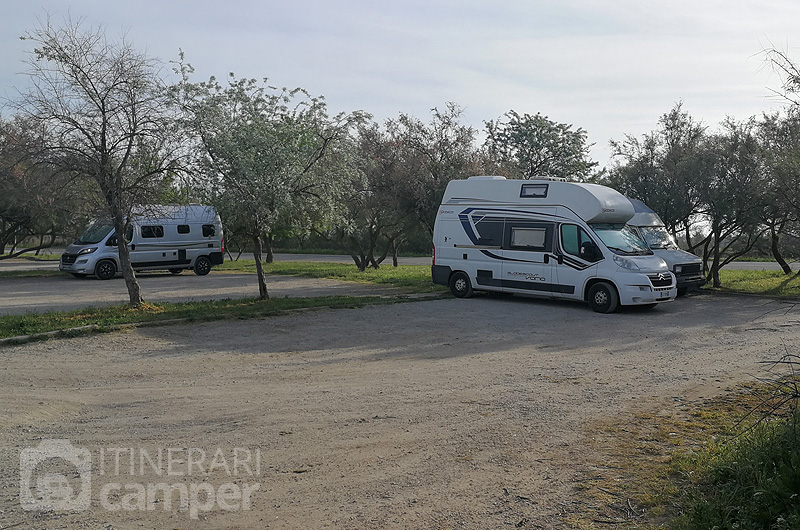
[193,256,212,276]
[587,282,619,313]
[449,271,473,298]
[94,260,116,280]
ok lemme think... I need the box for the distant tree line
[1,16,799,303]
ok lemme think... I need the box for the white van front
[627,198,706,294]
[59,220,117,278]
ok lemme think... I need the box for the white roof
[442,176,634,223]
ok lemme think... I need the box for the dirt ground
[1,292,799,529]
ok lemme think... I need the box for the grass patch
[0,252,61,261]
[711,269,800,298]
[0,261,445,341]
[672,410,800,530]
[218,260,444,293]
[572,378,800,529]
[0,295,410,341]
[0,269,62,279]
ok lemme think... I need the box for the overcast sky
[2,0,798,168]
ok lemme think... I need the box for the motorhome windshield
[589,223,652,256]
[74,221,113,245]
[639,226,678,250]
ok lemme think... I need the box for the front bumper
[59,255,94,275]
[615,272,677,305]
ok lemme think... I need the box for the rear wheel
[587,282,619,313]
[94,260,116,280]
[193,256,212,276]
[449,271,473,298]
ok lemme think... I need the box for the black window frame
[141,225,164,239]
[202,224,216,237]
[502,220,554,252]
[177,224,191,234]
[519,183,549,198]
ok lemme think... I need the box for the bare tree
[12,16,184,306]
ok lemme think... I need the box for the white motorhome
[60,205,224,280]
[627,198,706,294]
[431,176,677,313]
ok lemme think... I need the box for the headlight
[77,247,97,256]
[613,255,640,271]
[674,265,682,273]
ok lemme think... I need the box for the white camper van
[431,176,677,313]
[60,205,224,279]
[627,199,705,295]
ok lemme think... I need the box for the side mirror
[579,241,601,262]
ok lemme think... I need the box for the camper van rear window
[141,225,164,238]
[520,183,548,198]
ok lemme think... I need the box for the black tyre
[94,260,116,280]
[587,281,619,313]
[449,271,473,298]
[193,256,212,276]
[169,268,183,275]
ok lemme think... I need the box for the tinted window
[561,224,595,257]
[504,221,553,252]
[520,183,548,198]
[141,225,164,238]
[510,227,547,250]
[202,224,216,237]
[177,224,190,234]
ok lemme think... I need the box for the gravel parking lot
[1,292,798,528]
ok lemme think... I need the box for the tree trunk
[252,234,270,299]
[770,227,792,274]
[709,221,722,288]
[114,214,143,307]
[264,232,274,264]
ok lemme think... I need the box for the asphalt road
[0,253,791,316]
[0,269,405,316]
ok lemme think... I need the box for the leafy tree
[386,103,481,236]
[176,68,364,298]
[699,119,767,287]
[756,110,800,273]
[604,103,706,251]
[320,122,411,270]
[12,16,184,306]
[483,110,597,181]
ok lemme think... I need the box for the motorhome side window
[504,222,552,252]
[141,225,164,238]
[510,227,547,250]
[177,224,190,234]
[560,224,597,260]
[202,224,216,237]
